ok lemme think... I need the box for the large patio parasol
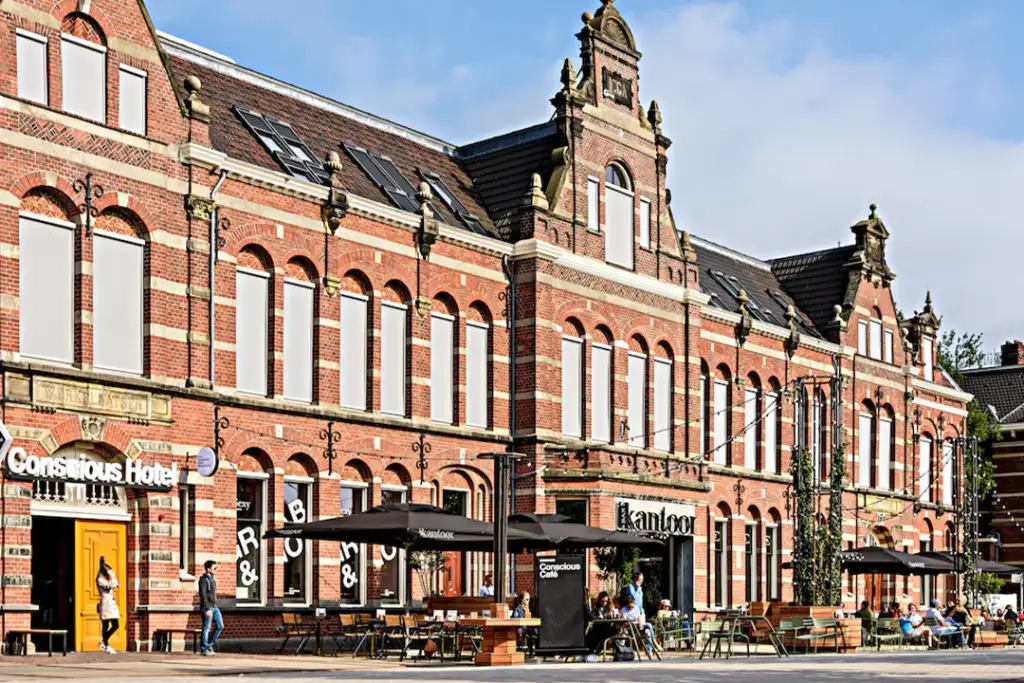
[841,547,951,575]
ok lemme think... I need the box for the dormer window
[235,107,326,183]
[420,171,488,235]
[603,163,634,270]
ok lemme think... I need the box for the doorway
[75,520,128,652]
[31,517,75,650]
[442,490,468,596]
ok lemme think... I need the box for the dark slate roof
[690,235,819,336]
[960,365,1024,422]
[460,123,559,242]
[164,45,501,238]
[768,245,856,332]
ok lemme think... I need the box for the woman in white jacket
[96,557,120,653]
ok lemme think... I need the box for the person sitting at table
[949,600,976,648]
[854,600,875,643]
[879,601,898,619]
[926,599,965,648]
[620,595,656,654]
[1004,605,1019,629]
[900,604,936,649]
[592,591,614,619]
[585,592,617,653]
[478,573,494,598]
[511,591,531,618]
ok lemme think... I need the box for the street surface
[1,649,1023,682]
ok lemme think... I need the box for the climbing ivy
[823,439,846,606]
[791,445,816,606]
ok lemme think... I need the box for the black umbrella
[265,502,541,551]
[916,551,1023,576]
[842,547,949,575]
[506,513,664,552]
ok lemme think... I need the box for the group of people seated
[855,597,1014,649]
[583,573,678,655]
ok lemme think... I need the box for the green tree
[595,546,640,599]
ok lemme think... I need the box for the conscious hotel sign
[615,498,694,536]
[3,448,177,491]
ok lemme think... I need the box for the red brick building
[0,0,971,652]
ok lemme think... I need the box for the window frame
[869,318,883,360]
[18,212,75,366]
[587,177,600,232]
[379,485,408,605]
[380,301,408,417]
[92,229,145,376]
[590,342,612,443]
[653,357,673,452]
[465,320,490,429]
[713,380,729,465]
[235,266,271,397]
[282,476,314,606]
[117,64,147,135]
[282,277,315,404]
[857,320,868,355]
[235,471,269,606]
[639,197,651,250]
[338,481,369,606]
[178,484,196,579]
[429,312,456,425]
[627,351,647,448]
[560,335,584,439]
[60,34,107,123]
[16,29,48,105]
[884,329,895,364]
[339,291,369,410]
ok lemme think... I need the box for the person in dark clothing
[198,560,222,656]
[854,600,875,643]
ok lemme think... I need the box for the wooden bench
[6,629,68,656]
[152,628,201,653]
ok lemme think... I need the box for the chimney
[1001,340,1024,366]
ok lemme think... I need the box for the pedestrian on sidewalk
[199,560,223,656]
[96,557,120,654]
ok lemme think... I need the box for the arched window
[380,281,410,417]
[858,401,875,487]
[653,343,674,453]
[603,163,634,270]
[744,374,762,470]
[811,388,828,482]
[340,271,372,410]
[627,336,649,448]
[430,295,459,425]
[941,436,954,506]
[766,509,782,601]
[465,303,492,429]
[919,431,934,503]
[712,366,732,465]
[283,258,317,403]
[591,326,614,443]
[714,503,732,607]
[878,406,895,490]
[765,379,781,474]
[236,246,273,396]
[61,13,107,123]
[561,318,585,439]
[869,307,883,360]
[700,362,710,457]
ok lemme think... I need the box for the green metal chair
[793,617,844,654]
[871,618,904,651]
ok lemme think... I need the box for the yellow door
[75,520,127,652]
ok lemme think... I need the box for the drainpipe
[208,171,228,387]
[502,255,517,590]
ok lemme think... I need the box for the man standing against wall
[199,560,223,656]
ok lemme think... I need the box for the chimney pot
[1001,340,1024,366]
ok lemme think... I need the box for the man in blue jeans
[199,560,222,656]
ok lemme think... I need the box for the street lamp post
[478,452,526,604]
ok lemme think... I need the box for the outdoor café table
[732,614,788,657]
[352,619,385,658]
[586,618,649,660]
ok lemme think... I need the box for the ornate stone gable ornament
[848,203,895,287]
[601,67,633,108]
[735,288,753,346]
[785,303,801,357]
[416,182,439,259]
[321,151,349,236]
[583,0,638,52]
[904,291,942,360]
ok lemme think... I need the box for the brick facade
[0,0,970,652]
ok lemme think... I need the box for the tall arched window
[627,336,649,448]
[465,303,492,429]
[61,14,107,123]
[604,162,634,270]
[560,318,585,438]
[714,503,732,607]
[339,271,372,410]
[591,326,614,443]
[858,401,875,487]
[743,374,762,470]
[878,406,895,490]
[380,281,410,417]
[699,362,710,457]
[869,307,883,360]
[235,246,273,396]
[765,379,781,474]
[712,366,732,465]
[811,388,828,482]
[919,432,934,503]
[283,258,317,403]
[430,295,458,425]
[94,210,146,376]
[653,343,674,453]
[941,437,954,506]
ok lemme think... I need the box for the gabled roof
[691,235,819,336]
[162,35,501,238]
[960,365,1024,423]
[768,245,856,333]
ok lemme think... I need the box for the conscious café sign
[3,448,178,492]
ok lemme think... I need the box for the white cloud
[635,2,1024,345]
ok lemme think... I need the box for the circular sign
[195,446,219,477]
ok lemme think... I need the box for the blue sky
[147,0,1024,355]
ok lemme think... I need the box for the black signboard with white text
[535,554,587,656]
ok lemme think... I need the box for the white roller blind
[884,329,894,364]
[764,393,778,473]
[922,336,934,380]
[17,31,47,104]
[591,344,611,443]
[869,319,882,360]
[627,353,646,447]
[587,178,599,231]
[93,232,144,374]
[283,280,314,402]
[878,417,892,490]
[235,268,269,395]
[339,293,368,409]
[858,413,873,486]
[699,375,707,455]
[942,441,953,505]
[380,303,407,416]
[605,186,634,269]
[744,388,757,469]
[466,322,488,428]
[713,380,728,465]
[654,358,672,452]
[61,36,105,122]
[561,337,583,438]
[857,321,867,355]
[919,438,932,502]
[19,214,73,363]
[118,65,146,135]
[430,314,454,424]
[639,198,651,249]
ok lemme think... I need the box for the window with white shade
[339,293,368,409]
[380,302,406,416]
[919,437,933,503]
[16,30,48,104]
[884,329,894,364]
[430,313,454,424]
[61,36,105,122]
[627,352,647,447]
[591,344,611,443]
[118,65,147,135]
[639,198,651,249]
[19,213,74,363]
[713,380,728,465]
[235,268,269,395]
[283,279,314,402]
[922,335,934,381]
[942,440,953,505]
[878,416,892,490]
[858,412,874,487]
[605,186,634,269]
[93,231,144,375]
[466,322,489,428]
[587,178,599,232]
[699,371,708,456]
[561,336,583,438]
[654,358,672,452]
[743,388,757,469]
[764,392,778,474]
[857,321,867,355]
[869,319,882,360]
